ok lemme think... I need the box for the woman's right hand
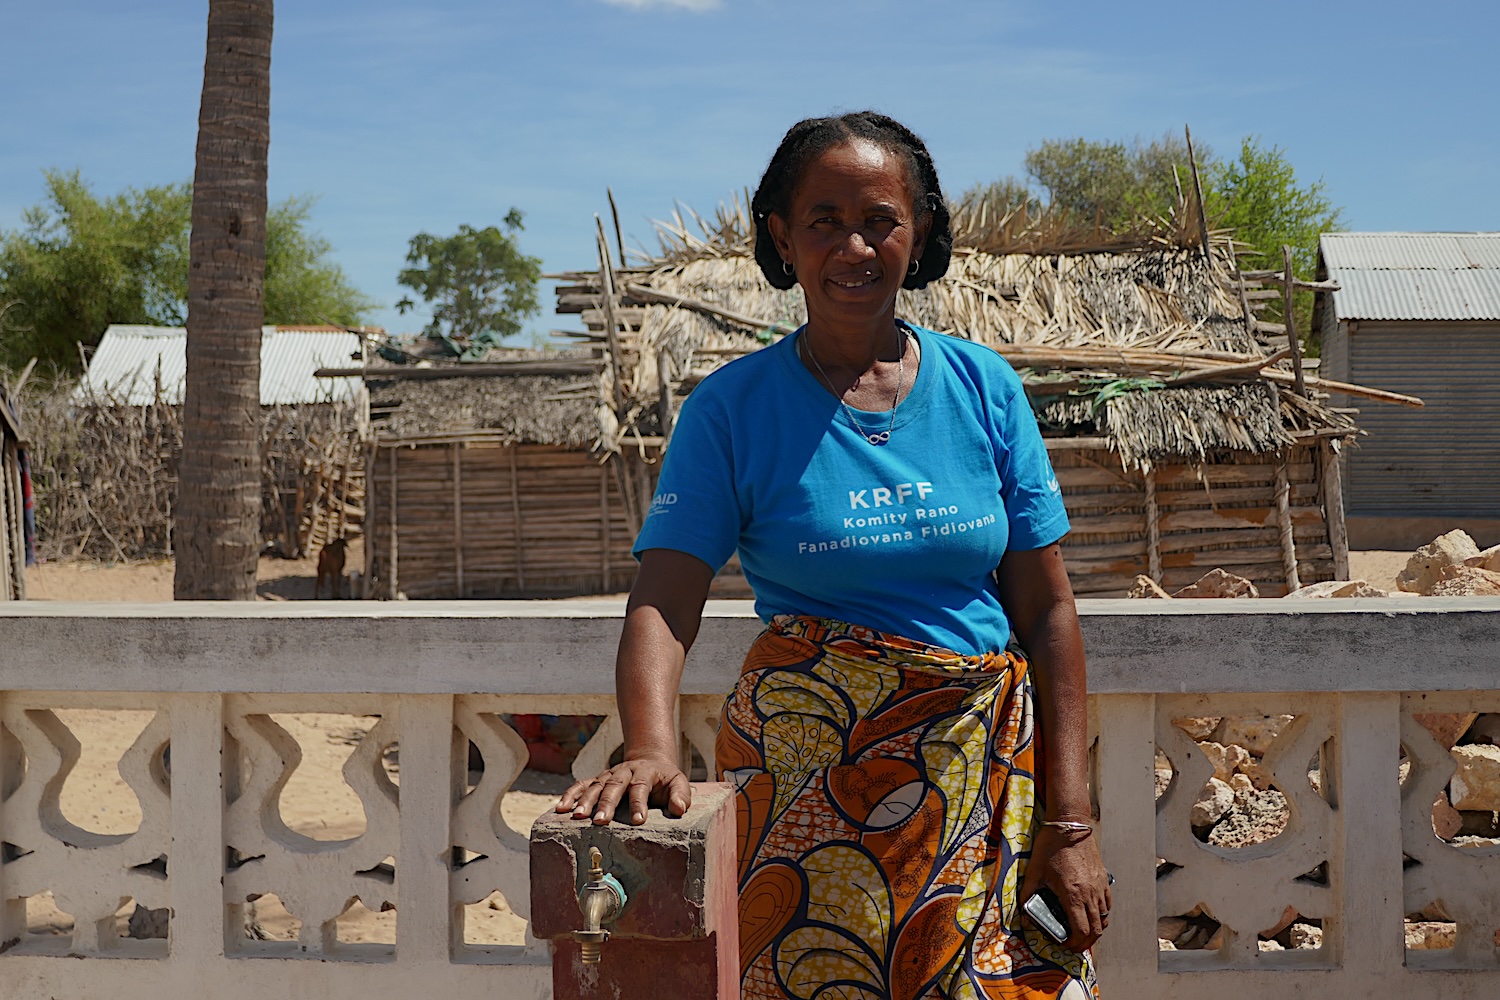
[555,754,692,826]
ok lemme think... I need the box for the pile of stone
[1402,710,1500,949]
[1129,528,1500,601]
[1128,567,1384,600]
[1129,568,1263,599]
[1157,707,1500,952]
[1157,713,1325,950]
[1414,711,1500,844]
[1392,529,1500,596]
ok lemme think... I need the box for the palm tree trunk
[174,0,273,600]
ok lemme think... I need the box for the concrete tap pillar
[530,781,739,1000]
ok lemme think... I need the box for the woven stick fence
[16,374,363,562]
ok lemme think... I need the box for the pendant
[866,431,891,446]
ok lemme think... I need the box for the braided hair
[751,111,953,292]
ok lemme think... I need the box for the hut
[550,200,1418,597]
[67,324,368,559]
[360,349,654,599]
[1314,232,1500,548]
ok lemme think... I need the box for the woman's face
[768,139,929,330]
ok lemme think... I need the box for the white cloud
[600,0,722,11]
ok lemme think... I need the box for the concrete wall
[0,600,1497,999]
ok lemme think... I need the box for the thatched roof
[367,348,603,446]
[554,203,1358,469]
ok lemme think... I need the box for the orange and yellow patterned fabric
[716,615,1098,1000]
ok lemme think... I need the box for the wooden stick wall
[1054,443,1340,597]
[365,440,652,599]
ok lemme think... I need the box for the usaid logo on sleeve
[1045,475,1060,495]
[648,492,679,517]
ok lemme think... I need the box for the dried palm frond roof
[555,198,1359,468]
[366,347,604,446]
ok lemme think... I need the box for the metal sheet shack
[70,324,368,560]
[1315,233,1500,548]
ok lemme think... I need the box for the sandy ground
[24,552,366,602]
[1347,550,1410,592]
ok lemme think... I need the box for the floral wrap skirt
[715,615,1098,1000]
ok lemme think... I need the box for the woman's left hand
[1019,825,1112,953]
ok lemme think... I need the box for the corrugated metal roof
[80,325,365,405]
[1321,232,1500,321]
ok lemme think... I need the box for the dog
[315,537,349,599]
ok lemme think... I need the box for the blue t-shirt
[633,323,1069,656]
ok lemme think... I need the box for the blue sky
[3,0,1497,341]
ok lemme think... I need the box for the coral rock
[1172,568,1260,599]
[1261,904,1300,938]
[1449,744,1500,811]
[1128,575,1173,599]
[1464,543,1500,572]
[1283,579,1388,598]
[1201,741,1251,782]
[1405,921,1456,950]
[1191,777,1235,829]
[1413,712,1478,749]
[1208,787,1290,848]
[1215,714,1295,756]
[1288,923,1323,949]
[1172,716,1220,741]
[1426,565,1500,597]
[1432,792,1462,840]
[1398,530,1480,594]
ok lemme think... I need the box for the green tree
[1206,136,1343,336]
[264,195,374,326]
[975,131,1342,342]
[1024,133,1200,227]
[0,173,371,371]
[0,170,191,368]
[396,210,542,355]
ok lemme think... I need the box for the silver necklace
[802,326,908,446]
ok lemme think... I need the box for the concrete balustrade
[0,598,1495,999]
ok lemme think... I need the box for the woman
[557,111,1109,999]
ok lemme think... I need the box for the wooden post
[1274,451,1301,593]
[387,445,400,600]
[451,442,465,597]
[290,476,306,559]
[1184,125,1211,260]
[509,445,526,593]
[596,217,627,414]
[611,451,644,536]
[335,438,354,541]
[599,464,611,593]
[607,187,627,270]
[7,441,24,599]
[657,346,676,442]
[362,439,376,600]
[1144,467,1162,582]
[0,441,13,601]
[1320,438,1352,580]
[1283,244,1307,397]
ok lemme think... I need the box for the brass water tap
[574,846,627,964]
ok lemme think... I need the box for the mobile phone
[1022,886,1070,944]
[1023,873,1115,945]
